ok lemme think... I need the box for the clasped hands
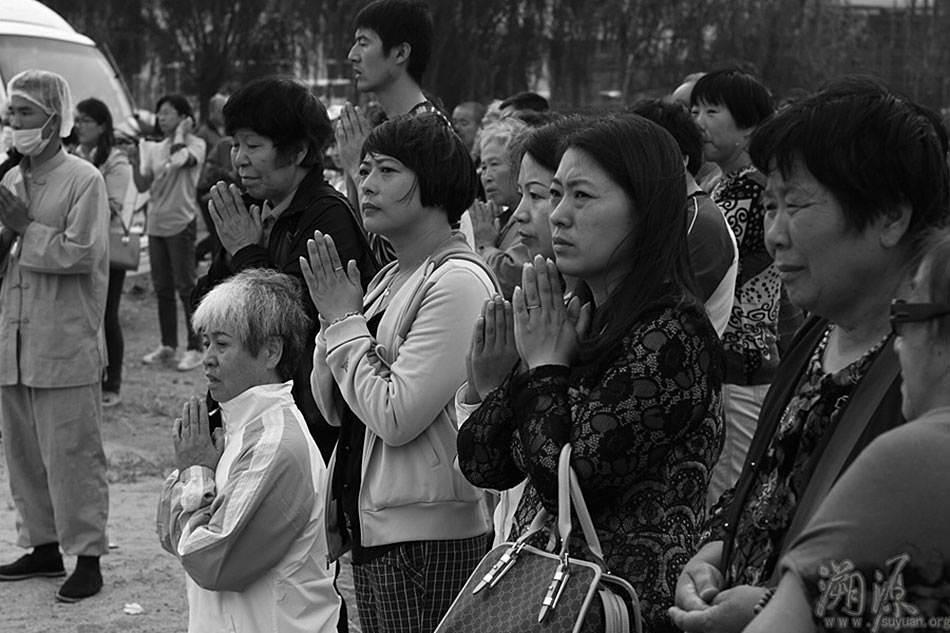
[466,254,591,402]
[669,550,769,633]
[0,186,32,235]
[470,200,501,248]
[299,230,362,324]
[173,397,224,474]
[334,102,369,182]
[207,181,263,255]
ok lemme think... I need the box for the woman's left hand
[299,230,363,323]
[512,255,578,369]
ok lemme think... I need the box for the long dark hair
[563,114,700,365]
[76,98,115,168]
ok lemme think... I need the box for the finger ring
[334,266,344,272]
[527,305,541,310]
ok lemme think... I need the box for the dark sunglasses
[889,299,950,337]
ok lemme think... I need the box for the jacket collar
[242,168,337,225]
[220,381,295,438]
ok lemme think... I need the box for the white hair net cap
[7,70,74,137]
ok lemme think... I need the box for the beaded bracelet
[328,311,362,327]
[753,587,776,615]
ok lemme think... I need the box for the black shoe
[0,552,66,581]
[55,565,103,603]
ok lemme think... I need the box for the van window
[0,35,133,122]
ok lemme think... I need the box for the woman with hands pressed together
[457,114,725,633]
[157,269,340,633]
[192,77,376,462]
[303,113,498,633]
[464,116,532,298]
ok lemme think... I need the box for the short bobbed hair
[192,269,312,382]
[562,114,700,364]
[355,0,433,85]
[749,75,950,242]
[690,67,774,130]
[361,113,478,225]
[628,98,703,177]
[224,76,333,171]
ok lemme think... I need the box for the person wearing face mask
[0,70,111,603]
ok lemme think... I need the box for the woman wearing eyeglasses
[743,229,950,632]
[671,76,950,633]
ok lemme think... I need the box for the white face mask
[12,116,55,157]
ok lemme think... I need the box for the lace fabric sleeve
[511,309,722,515]
[457,372,527,492]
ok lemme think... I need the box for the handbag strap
[115,213,132,237]
[516,444,608,563]
[557,444,606,562]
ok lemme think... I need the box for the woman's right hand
[466,295,519,401]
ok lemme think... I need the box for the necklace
[382,262,422,302]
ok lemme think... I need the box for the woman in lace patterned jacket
[457,114,725,633]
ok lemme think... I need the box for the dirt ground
[0,264,204,632]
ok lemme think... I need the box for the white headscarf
[7,69,74,137]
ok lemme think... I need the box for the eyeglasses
[889,299,950,337]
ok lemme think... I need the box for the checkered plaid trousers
[352,533,490,633]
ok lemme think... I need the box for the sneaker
[177,349,203,372]
[142,345,175,365]
[55,565,103,603]
[102,391,122,408]
[0,551,66,581]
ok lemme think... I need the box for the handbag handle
[514,444,607,564]
[557,444,606,563]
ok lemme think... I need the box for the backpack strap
[393,234,501,342]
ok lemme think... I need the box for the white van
[0,0,136,123]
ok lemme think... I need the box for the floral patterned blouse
[457,301,724,633]
[705,324,889,586]
[712,166,782,385]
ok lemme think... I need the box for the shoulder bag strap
[769,340,900,584]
